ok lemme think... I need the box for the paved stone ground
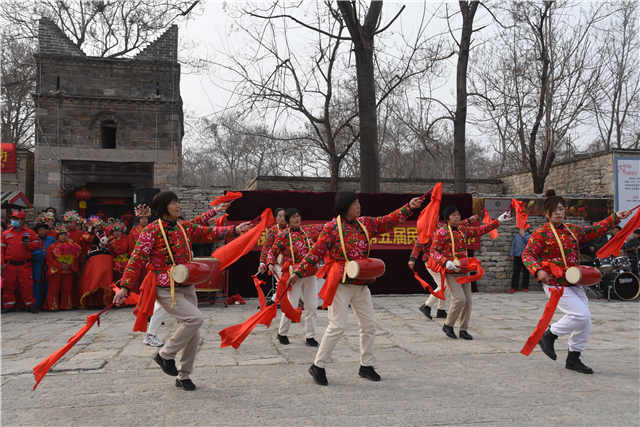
[1,292,638,426]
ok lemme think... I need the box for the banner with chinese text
[1,143,17,173]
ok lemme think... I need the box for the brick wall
[501,152,615,196]
[248,176,504,194]
[168,186,227,220]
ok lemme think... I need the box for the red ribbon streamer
[215,213,229,227]
[411,268,445,300]
[417,183,442,244]
[510,199,530,230]
[252,274,267,310]
[33,304,113,390]
[132,270,158,333]
[455,258,485,284]
[597,207,640,258]
[212,208,274,270]
[316,261,344,309]
[520,261,565,356]
[210,191,242,207]
[483,209,499,240]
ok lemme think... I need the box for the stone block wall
[248,176,504,194]
[168,186,227,220]
[501,152,615,196]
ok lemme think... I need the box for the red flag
[212,208,274,270]
[215,213,229,227]
[511,199,530,229]
[33,305,113,390]
[483,209,499,240]
[210,191,242,206]
[417,183,443,244]
[597,208,640,258]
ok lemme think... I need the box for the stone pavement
[1,292,638,426]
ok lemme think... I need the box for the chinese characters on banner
[1,143,17,173]
[255,221,419,250]
[614,156,640,227]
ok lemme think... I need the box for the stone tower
[33,18,183,216]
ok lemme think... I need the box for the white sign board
[614,156,640,227]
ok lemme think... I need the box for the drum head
[613,272,640,301]
[565,267,581,285]
[345,260,360,279]
[171,264,189,283]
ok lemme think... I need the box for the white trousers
[425,284,450,310]
[544,285,591,352]
[148,300,169,337]
[314,284,376,368]
[278,275,318,338]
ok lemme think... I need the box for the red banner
[250,220,419,251]
[1,143,17,173]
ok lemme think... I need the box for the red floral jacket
[410,218,475,262]
[267,224,323,276]
[259,223,288,264]
[46,240,81,275]
[429,220,500,267]
[295,203,414,278]
[522,214,618,284]
[120,211,236,293]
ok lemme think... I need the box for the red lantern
[75,187,92,218]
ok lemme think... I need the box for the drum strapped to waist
[564,265,602,286]
[446,257,474,273]
[344,258,386,281]
[170,257,223,291]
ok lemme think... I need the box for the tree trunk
[329,154,340,192]
[355,47,380,193]
[532,173,546,194]
[453,1,479,194]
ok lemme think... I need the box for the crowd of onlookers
[0,205,153,313]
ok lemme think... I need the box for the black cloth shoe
[459,330,473,340]
[538,328,558,360]
[436,309,447,319]
[277,334,290,345]
[442,324,457,339]
[305,338,319,347]
[309,364,328,386]
[566,351,594,374]
[175,378,196,391]
[419,304,432,319]
[359,365,381,382]
[154,353,178,376]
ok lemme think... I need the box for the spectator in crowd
[1,210,40,312]
[510,227,531,293]
[44,226,81,311]
[32,223,56,309]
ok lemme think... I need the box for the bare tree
[588,0,640,151]
[0,36,35,149]
[472,1,606,193]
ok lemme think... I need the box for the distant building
[33,18,183,216]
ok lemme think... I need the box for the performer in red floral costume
[44,226,81,311]
[288,192,423,386]
[429,206,510,340]
[267,208,323,346]
[522,190,630,374]
[113,191,252,391]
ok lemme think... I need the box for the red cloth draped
[483,209,499,240]
[426,259,447,299]
[215,213,229,227]
[520,261,566,356]
[111,283,138,306]
[417,183,442,244]
[597,206,640,258]
[132,270,158,332]
[252,274,267,310]
[316,261,344,309]
[212,208,274,270]
[511,199,530,229]
[276,263,302,322]
[78,254,114,308]
[33,304,113,390]
[210,191,243,207]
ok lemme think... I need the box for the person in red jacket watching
[44,226,81,311]
[1,210,40,313]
